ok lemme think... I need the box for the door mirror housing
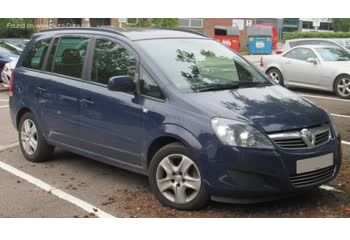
[107,76,136,93]
[307,58,318,64]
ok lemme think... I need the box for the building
[177,18,255,52]
[300,18,333,32]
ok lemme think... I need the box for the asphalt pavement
[0,79,350,218]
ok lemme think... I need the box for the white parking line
[331,113,350,119]
[319,185,343,193]
[342,140,350,146]
[0,161,115,218]
[0,99,9,102]
[0,105,9,109]
[299,94,350,103]
[0,142,19,152]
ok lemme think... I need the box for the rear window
[22,38,51,70]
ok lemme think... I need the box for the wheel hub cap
[156,154,201,204]
[337,78,350,97]
[20,119,38,156]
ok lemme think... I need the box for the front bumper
[201,135,342,203]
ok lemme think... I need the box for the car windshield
[315,47,350,61]
[333,39,350,50]
[0,41,18,53]
[137,39,271,92]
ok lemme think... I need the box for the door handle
[37,87,47,92]
[80,98,95,106]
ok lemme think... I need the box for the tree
[332,18,350,32]
[0,18,35,38]
[127,18,178,28]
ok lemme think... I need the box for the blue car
[9,28,342,210]
[0,38,28,84]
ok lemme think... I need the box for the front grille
[226,170,265,187]
[268,124,330,150]
[290,165,335,188]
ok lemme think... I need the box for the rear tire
[149,142,209,210]
[334,74,350,99]
[19,112,54,162]
[267,68,284,86]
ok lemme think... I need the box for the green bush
[283,31,350,43]
[0,18,35,38]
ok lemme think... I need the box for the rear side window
[51,37,89,78]
[22,38,51,70]
[91,39,136,85]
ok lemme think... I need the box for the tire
[266,68,284,86]
[149,142,209,210]
[334,74,350,99]
[18,112,54,162]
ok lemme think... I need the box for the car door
[282,47,321,85]
[79,37,143,167]
[40,35,90,147]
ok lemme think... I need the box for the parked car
[276,38,350,54]
[261,45,350,99]
[9,28,341,210]
[1,58,18,87]
[0,38,28,85]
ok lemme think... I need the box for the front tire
[334,74,350,99]
[149,142,209,210]
[19,112,54,162]
[267,68,284,86]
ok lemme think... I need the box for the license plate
[296,153,334,174]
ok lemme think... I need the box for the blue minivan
[9,28,342,210]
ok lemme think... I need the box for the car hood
[187,85,328,133]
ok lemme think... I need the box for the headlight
[325,111,340,137]
[211,117,275,149]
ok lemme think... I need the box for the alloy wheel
[336,77,350,98]
[21,119,38,155]
[269,71,280,84]
[156,154,201,204]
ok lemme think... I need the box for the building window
[320,22,333,31]
[302,21,313,29]
[90,18,111,27]
[178,18,203,28]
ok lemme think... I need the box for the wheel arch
[333,73,350,89]
[16,107,32,130]
[144,124,203,170]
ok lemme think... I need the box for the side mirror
[307,58,318,64]
[107,75,136,93]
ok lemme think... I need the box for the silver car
[261,45,350,99]
[277,38,350,54]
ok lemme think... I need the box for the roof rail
[158,27,209,38]
[37,27,128,38]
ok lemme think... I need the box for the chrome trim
[268,124,330,150]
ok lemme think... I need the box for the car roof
[37,27,209,41]
[292,44,340,49]
[286,38,338,42]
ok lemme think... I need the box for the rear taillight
[276,50,283,54]
[9,71,14,96]
[260,57,264,67]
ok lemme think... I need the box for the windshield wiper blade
[193,83,240,92]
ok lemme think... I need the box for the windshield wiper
[193,83,240,92]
